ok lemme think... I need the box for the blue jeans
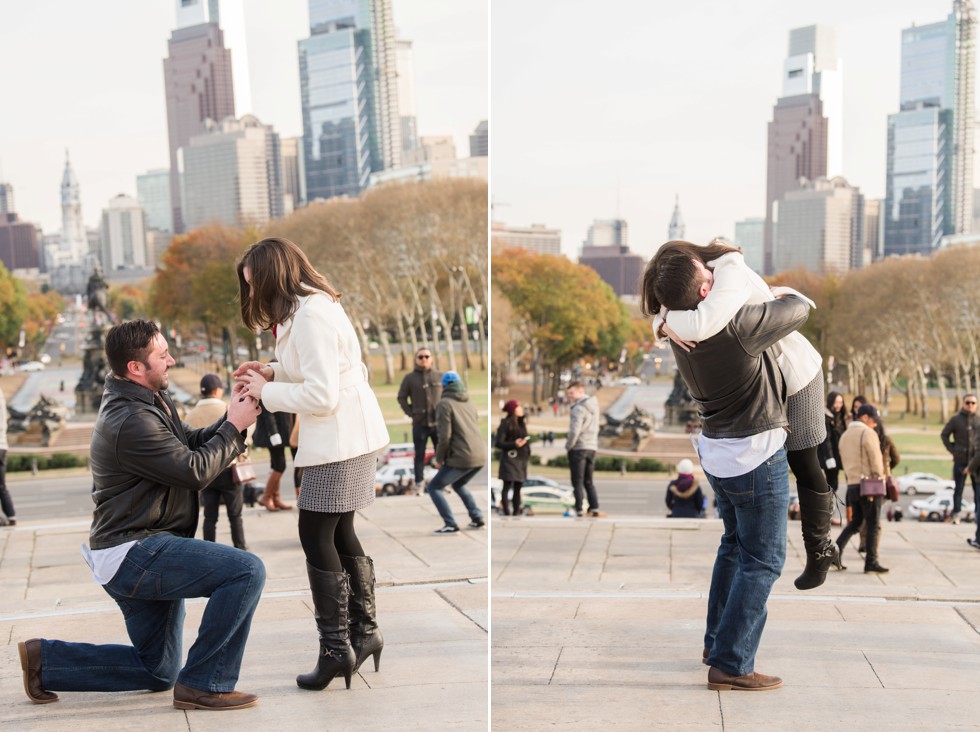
[952,462,977,516]
[568,449,598,513]
[427,465,484,528]
[40,533,265,693]
[412,424,438,484]
[703,447,789,677]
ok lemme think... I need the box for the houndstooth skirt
[786,373,826,452]
[296,451,379,514]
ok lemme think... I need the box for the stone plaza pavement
[0,490,488,731]
[491,514,980,731]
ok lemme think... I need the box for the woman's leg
[512,481,524,515]
[501,481,513,516]
[333,511,365,558]
[298,510,343,572]
[788,446,840,589]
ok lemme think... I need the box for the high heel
[794,486,839,590]
[296,564,356,691]
[341,554,384,673]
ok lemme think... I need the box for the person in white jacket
[649,239,841,590]
[234,238,390,693]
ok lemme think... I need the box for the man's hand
[430,459,441,470]
[233,361,274,381]
[227,385,261,431]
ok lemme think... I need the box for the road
[7,464,491,523]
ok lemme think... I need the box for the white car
[908,490,975,522]
[895,472,955,496]
[374,463,436,496]
[18,361,45,372]
[618,376,642,386]
[521,485,575,515]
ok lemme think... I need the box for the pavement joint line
[490,590,980,606]
[0,577,489,622]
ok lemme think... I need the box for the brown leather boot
[18,639,59,704]
[259,472,281,511]
[269,470,294,510]
[173,682,258,710]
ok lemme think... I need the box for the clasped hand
[233,361,274,400]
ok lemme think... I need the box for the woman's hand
[234,360,274,382]
[515,437,529,447]
[662,321,698,353]
[236,368,269,400]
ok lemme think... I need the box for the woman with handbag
[253,408,297,511]
[834,403,889,573]
[234,238,389,692]
[818,391,847,494]
[495,400,530,516]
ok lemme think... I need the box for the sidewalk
[0,489,488,730]
[491,514,980,730]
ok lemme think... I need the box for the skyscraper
[100,195,149,273]
[668,195,685,240]
[884,1,976,257]
[734,217,765,273]
[470,120,489,158]
[60,152,87,263]
[0,183,14,217]
[396,37,419,154]
[763,25,841,274]
[136,169,173,233]
[179,115,283,230]
[299,0,401,202]
[163,0,236,233]
[579,218,644,298]
[280,136,307,214]
[774,176,863,275]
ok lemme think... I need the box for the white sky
[0,0,488,233]
[491,0,971,261]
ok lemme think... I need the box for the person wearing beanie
[397,348,443,490]
[185,374,249,551]
[429,372,486,533]
[665,458,705,518]
[495,400,530,516]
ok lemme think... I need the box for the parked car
[18,361,45,372]
[374,463,437,496]
[895,472,955,496]
[618,376,642,386]
[908,490,975,522]
[521,485,575,515]
[379,442,436,467]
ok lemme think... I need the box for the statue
[664,370,700,428]
[86,266,112,325]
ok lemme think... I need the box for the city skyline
[492,0,974,261]
[0,0,488,234]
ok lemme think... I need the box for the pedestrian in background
[0,385,14,526]
[495,400,530,516]
[941,394,979,524]
[253,408,296,511]
[428,371,486,533]
[235,237,390,691]
[397,348,442,492]
[185,374,248,551]
[565,381,603,517]
[665,458,704,518]
[836,404,889,573]
[819,391,847,494]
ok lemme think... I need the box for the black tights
[787,446,831,495]
[298,509,364,573]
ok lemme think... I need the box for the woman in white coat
[234,238,389,692]
[645,239,842,590]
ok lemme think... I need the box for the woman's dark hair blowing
[640,239,741,315]
[238,237,341,331]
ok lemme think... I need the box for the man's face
[134,333,175,392]
[693,259,713,299]
[964,396,978,414]
[567,386,583,401]
[416,351,432,370]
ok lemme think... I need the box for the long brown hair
[238,237,341,331]
[640,239,741,315]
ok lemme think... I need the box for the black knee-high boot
[794,486,844,590]
[341,555,384,673]
[296,563,356,691]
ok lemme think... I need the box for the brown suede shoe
[173,682,258,710]
[18,639,59,704]
[707,666,783,691]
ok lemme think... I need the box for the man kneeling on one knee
[18,319,266,711]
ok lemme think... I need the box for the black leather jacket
[88,375,246,549]
[671,296,810,439]
[397,366,442,427]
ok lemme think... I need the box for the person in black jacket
[495,400,530,515]
[665,459,705,518]
[941,394,980,522]
[397,348,442,489]
[817,391,847,493]
[17,319,265,710]
[253,407,297,511]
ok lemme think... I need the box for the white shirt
[697,427,787,479]
[81,540,137,585]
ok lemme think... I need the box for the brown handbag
[231,458,256,485]
[885,475,900,502]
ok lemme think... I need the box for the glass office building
[299,0,400,202]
